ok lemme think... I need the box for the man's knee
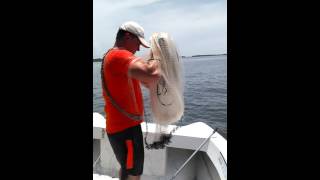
[127,175,140,180]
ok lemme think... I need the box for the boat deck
[93,173,118,180]
[93,112,227,180]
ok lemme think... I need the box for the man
[101,21,160,180]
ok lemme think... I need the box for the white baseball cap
[119,21,150,48]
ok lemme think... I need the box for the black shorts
[107,124,144,177]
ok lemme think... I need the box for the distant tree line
[191,54,227,57]
[93,58,102,62]
[93,53,227,62]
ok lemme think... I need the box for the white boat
[93,112,227,180]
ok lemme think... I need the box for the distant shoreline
[93,54,227,62]
[184,54,227,58]
[93,59,103,62]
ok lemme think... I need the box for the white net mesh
[144,32,184,149]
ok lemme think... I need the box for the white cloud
[94,0,161,12]
[93,0,227,58]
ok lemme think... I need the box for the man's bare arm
[128,58,161,84]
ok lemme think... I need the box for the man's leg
[127,175,140,180]
[107,131,129,180]
[120,167,128,180]
[127,125,144,180]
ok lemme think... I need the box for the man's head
[115,21,150,54]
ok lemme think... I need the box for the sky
[93,0,227,58]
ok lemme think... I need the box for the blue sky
[93,0,227,58]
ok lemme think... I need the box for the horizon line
[93,53,227,59]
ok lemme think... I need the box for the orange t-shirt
[102,48,144,134]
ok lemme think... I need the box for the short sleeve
[108,50,136,76]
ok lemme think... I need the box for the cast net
[144,32,184,149]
